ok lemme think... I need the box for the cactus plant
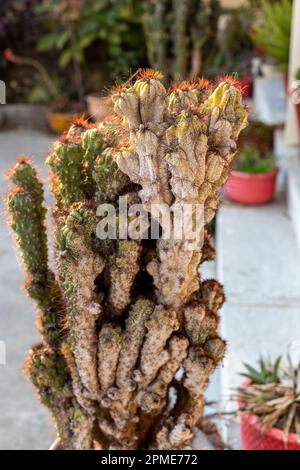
[142,0,220,82]
[6,70,247,450]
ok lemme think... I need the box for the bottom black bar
[0,449,299,467]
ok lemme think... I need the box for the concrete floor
[0,129,55,449]
[216,198,300,447]
[218,198,300,395]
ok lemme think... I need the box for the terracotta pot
[225,169,278,205]
[86,95,113,122]
[238,380,300,450]
[46,111,84,134]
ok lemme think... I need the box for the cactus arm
[25,343,94,450]
[113,73,173,208]
[97,323,124,399]
[107,239,141,316]
[47,139,86,206]
[134,306,179,390]
[57,204,104,400]
[150,79,247,308]
[6,157,63,345]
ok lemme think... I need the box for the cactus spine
[7,71,247,450]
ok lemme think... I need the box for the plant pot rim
[230,168,279,179]
[239,379,300,445]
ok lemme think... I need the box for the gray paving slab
[0,129,55,449]
[217,199,300,448]
[217,199,300,307]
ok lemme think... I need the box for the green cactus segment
[25,343,90,447]
[82,128,106,197]
[81,125,128,203]
[56,202,104,401]
[56,204,98,320]
[47,139,86,206]
[204,81,248,135]
[7,158,62,344]
[93,147,129,204]
[47,120,128,208]
[7,159,47,273]
[167,79,212,112]
[57,203,97,260]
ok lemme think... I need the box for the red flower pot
[238,380,300,450]
[240,412,300,450]
[225,169,278,205]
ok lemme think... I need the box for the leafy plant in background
[295,69,300,81]
[142,0,221,82]
[241,356,281,384]
[238,121,274,155]
[251,0,292,72]
[36,0,147,103]
[238,355,300,443]
[233,147,276,174]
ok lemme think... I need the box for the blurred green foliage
[36,0,147,80]
[251,0,292,71]
[240,356,282,385]
[233,147,276,174]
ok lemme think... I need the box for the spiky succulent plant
[6,70,247,450]
[238,355,300,444]
[241,356,282,385]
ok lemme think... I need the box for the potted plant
[237,356,300,450]
[225,147,278,205]
[251,0,292,79]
